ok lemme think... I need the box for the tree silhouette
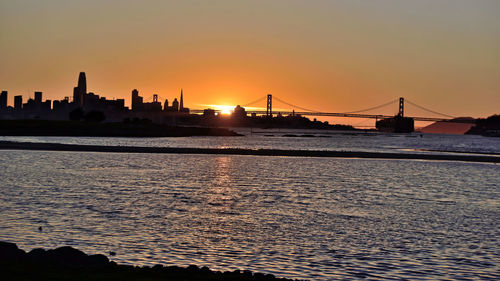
[69,108,84,121]
[84,110,105,122]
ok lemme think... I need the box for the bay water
[0,131,498,280]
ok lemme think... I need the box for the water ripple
[0,151,498,280]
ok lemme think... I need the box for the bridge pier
[266,94,272,117]
[398,97,404,117]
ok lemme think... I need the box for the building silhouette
[131,88,188,114]
[0,91,7,109]
[131,89,143,111]
[14,95,23,110]
[172,98,179,111]
[34,91,42,104]
[180,89,184,111]
[73,72,86,107]
[233,105,247,118]
[1,71,190,123]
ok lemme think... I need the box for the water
[1,129,500,155]
[0,133,499,280]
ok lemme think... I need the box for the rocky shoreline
[0,241,300,281]
[0,141,499,163]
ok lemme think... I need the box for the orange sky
[1,0,499,126]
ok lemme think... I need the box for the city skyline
[0,69,496,130]
[0,72,196,123]
[1,71,362,132]
[1,0,499,125]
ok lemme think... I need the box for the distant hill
[466,114,500,137]
[419,117,475,135]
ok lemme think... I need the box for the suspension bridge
[189,95,475,124]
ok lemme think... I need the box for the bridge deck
[189,110,475,123]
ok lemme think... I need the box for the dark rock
[26,246,111,268]
[27,248,47,262]
[152,264,163,270]
[0,241,27,262]
[266,273,277,279]
[0,241,300,281]
[254,272,266,279]
[200,266,211,272]
[87,254,109,266]
[45,246,90,266]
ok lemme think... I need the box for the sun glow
[203,104,235,115]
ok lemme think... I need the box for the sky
[1,0,499,125]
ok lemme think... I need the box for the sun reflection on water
[206,157,238,212]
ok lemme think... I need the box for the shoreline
[0,241,298,281]
[0,120,242,137]
[0,140,498,163]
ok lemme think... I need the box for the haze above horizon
[1,0,499,124]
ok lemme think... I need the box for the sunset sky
[1,0,499,125]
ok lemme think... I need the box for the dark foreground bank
[0,120,241,137]
[0,242,299,281]
[0,141,499,163]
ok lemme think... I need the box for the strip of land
[0,120,242,137]
[0,141,498,163]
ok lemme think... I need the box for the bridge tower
[398,97,404,117]
[266,94,272,117]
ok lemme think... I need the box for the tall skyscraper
[163,99,169,111]
[73,72,87,107]
[180,89,184,111]
[172,98,179,111]
[131,89,143,111]
[78,72,86,94]
[0,91,7,109]
[34,91,42,104]
[14,95,22,110]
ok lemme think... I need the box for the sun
[220,109,232,115]
[204,104,235,115]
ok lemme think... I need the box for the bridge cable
[339,98,399,114]
[273,96,323,112]
[351,118,375,127]
[241,96,268,107]
[405,99,455,118]
[273,96,400,115]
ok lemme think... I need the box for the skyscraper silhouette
[0,91,7,109]
[172,98,179,111]
[131,89,143,111]
[180,89,184,111]
[35,92,42,104]
[78,72,86,94]
[73,72,87,107]
[14,95,22,110]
